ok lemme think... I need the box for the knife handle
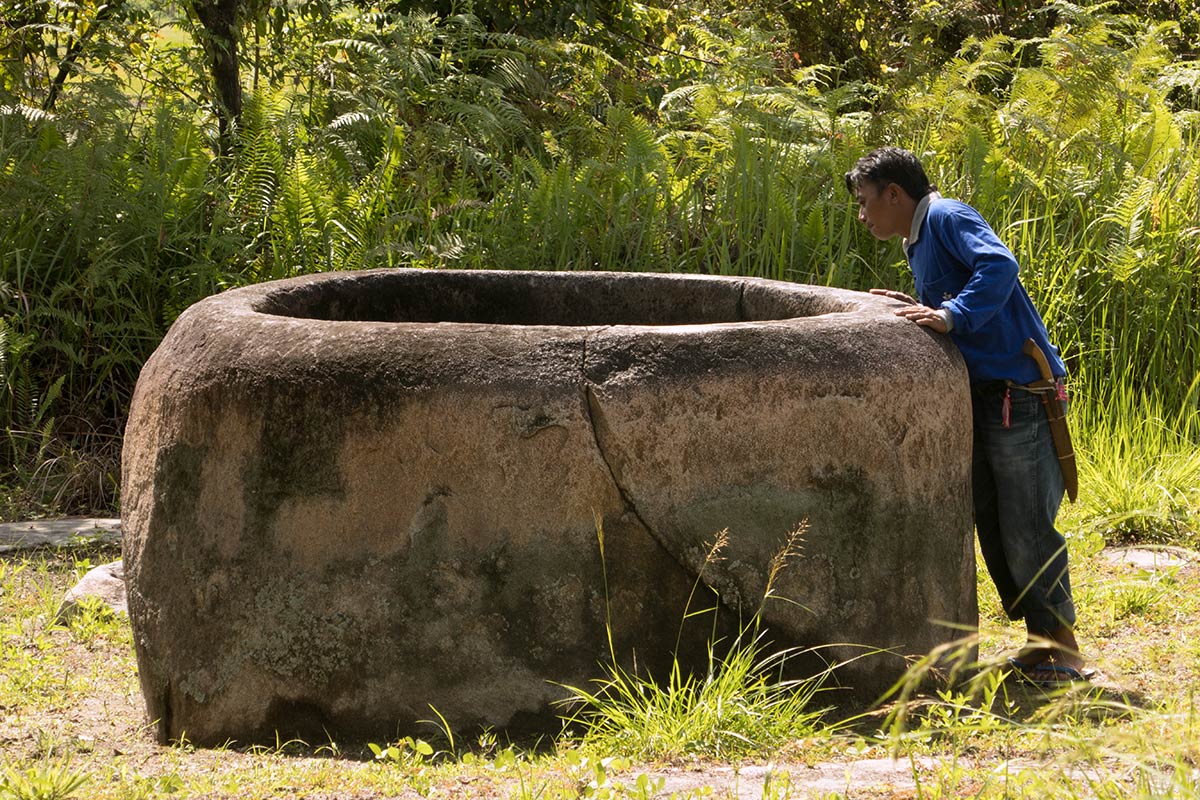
[1022,338,1055,382]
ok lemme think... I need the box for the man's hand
[869,288,917,305]
[870,288,950,334]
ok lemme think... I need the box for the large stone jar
[122,269,975,746]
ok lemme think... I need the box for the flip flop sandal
[1006,656,1038,674]
[1021,662,1091,688]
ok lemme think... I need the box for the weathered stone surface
[122,269,975,746]
[56,560,127,623]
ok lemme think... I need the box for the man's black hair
[844,147,936,200]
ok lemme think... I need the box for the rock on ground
[55,560,127,623]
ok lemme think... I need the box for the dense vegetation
[2,0,1199,545]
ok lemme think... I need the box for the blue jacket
[905,197,1066,385]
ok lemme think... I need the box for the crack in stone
[579,329,699,583]
[736,279,748,322]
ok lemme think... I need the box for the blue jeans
[971,382,1076,635]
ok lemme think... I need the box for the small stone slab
[652,757,942,798]
[0,518,122,554]
[1099,546,1197,570]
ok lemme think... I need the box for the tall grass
[561,625,829,761]
[560,525,831,761]
[1072,374,1200,545]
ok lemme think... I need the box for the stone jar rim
[203,268,900,335]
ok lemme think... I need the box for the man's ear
[884,182,903,203]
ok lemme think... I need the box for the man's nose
[858,208,866,223]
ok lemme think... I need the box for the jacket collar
[903,191,941,255]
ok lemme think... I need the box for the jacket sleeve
[935,205,1019,335]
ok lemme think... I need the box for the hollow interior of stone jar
[254,271,853,326]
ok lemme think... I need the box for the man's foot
[1011,660,1091,687]
[1008,624,1087,684]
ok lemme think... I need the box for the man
[844,146,1086,685]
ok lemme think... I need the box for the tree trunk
[190,0,243,158]
[43,0,123,113]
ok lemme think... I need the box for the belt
[971,378,1065,397]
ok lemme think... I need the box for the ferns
[0,104,56,125]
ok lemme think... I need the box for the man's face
[854,181,907,241]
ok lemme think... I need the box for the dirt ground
[2,536,1197,799]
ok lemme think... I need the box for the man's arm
[934,206,1020,334]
